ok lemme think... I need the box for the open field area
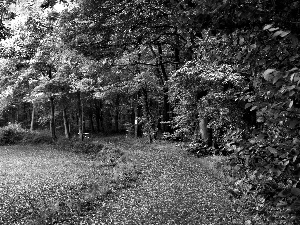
[0,138,248,224]
[0,138,140,224]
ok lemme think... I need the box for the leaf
[269,27,279,32]
[289,119,299,129]
[267,146,277,155]
[290,73,295,82]
[276,201,288,207]
[263,45,270,52]
[273,31,284,37]
[278,189,291,197]
[280,31,290,37]
[257,117,264,123]
[250,44,257,50]
[236,52,242,60]
[290,200,300,210]
[250,106,257,111]
[287,85,296,91]
[272,72,282,84]
[249,139,256,144]
[291,188,300,196]
[294,74,300,82]
[283,159,289,166]
[257,133,265,140]
[289,90,296,96]
[245,103,252,109]
[263,69,276,81]
[289,100,294,108]
[263,24,273,30]
[239,37,245,45]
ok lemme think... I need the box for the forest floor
[82,138,247,224]
[0,138,248,224]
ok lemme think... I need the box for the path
[84,141,245,225]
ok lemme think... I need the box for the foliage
[22,129,54,145]
[169,44,246,145]
[0,123,25,145]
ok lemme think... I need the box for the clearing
[0,139,245,224]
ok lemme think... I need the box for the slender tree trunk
[200,117,209,141]
[157,43,172,133]
[142,87,154,143]
[162,87,172,133]
[16,105,19,123]
[115,95,120,133]
[23,103,27,126]
[77,91,84,141]
[134,105,138,138]
[30,104,35,132]
[134,98,143,138]
[115,110,119,133]
[174,32,180,70]
[199,117,213,146]
[94,99,101,132]
[62,107,70,139]
[50,96,57,140]
[48,66,56,140]
[89,111,94,133]
[100,102,104,132]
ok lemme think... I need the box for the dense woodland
[0,0,300,223]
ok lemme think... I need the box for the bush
[0,124,55,145]
[22,130,54,145]
[225,129,300,224]
[187,141,217,157]
[55,138,104,154]
[0,123,26,145]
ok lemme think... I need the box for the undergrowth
[186,128,300,225]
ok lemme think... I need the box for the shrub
[187,141,217,157]
[226,129,300,224]
[22,130,54,145]
[55,138,104,154]
[0,123,26,145]
[0,124,55,146]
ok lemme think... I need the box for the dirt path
[85,141,245,225]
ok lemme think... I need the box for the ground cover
[1,136,284,224]
[0,139,140,224]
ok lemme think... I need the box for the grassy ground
[77,139,247,224]
[0,137,246,224]
[0,139,140,224]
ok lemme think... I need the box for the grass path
[83,140,246,225]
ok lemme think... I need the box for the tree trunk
[199,117,213,146]
[200,117,208,140]
[162,88,171,133]
[100,103,104,132]
[50,96,57,140]
[30,104,35,132]
[89,111,94,133]
[134,103,143,138]
[115,95,120,133]
[77,91,84,141]
[62,107,70,139]
[94,100,100,133]
[115,110,119,133]
[157,43,172,133]
[142,87,154,143]
[174,31,181,70]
